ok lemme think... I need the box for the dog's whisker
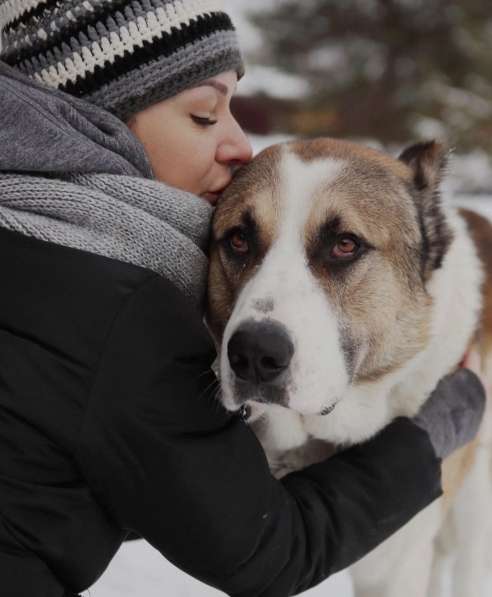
[198,368,216,379]
[198,377,220,401]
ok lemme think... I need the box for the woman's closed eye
[191,114,218,127]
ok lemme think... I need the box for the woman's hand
[413,355,486,459]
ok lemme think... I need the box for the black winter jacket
[0,225,441,597]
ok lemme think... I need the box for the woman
[0,2,485,596]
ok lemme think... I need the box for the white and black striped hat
[0,0,244,120]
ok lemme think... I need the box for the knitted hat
[0,0,244,121]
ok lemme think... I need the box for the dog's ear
[398,141,453,281]
[398,140,448,191]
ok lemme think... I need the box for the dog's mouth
[236,397,339,423]
[319,403,337,416]
[239,403,252,421]
[223,356,343,419]
[221,318,347,419]
[235,376,289,406]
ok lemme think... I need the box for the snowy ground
[89,533,492,597]
[88,538,352,597]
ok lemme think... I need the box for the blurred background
[91,2,492,596]
[229,0,492,196]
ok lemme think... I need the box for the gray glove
[413,368,486,459]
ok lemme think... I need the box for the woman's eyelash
[191,115,218,126]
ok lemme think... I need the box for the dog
[206,138,492,597]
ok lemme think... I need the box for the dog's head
[207,138,452,417]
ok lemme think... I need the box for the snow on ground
[88,539,352,597]
[87,527,492,597]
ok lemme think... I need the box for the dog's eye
[331,234,360,259]
[229,228,249,254]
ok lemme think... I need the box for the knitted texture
[0,172,212,305]
[0,0,244,121]
[0,53,213,308]
[413,368,486,460]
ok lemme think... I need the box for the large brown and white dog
[207,138,492,597]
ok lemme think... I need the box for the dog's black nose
[227,320,294,384]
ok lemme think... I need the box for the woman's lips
[202,178,231,206]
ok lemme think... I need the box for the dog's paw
[268,447,310,479]
[268,439,337,479]
[271,464,297,480]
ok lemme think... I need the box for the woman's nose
[217,118,253,166]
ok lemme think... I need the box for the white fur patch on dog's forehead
[219,147,351,416]
[278,148,346,233]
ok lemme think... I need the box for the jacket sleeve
[76,274,442,597]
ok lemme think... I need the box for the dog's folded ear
[398,140,448,191]
[398,140,453,281]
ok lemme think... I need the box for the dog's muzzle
[227,320,294,388]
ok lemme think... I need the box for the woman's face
[128,71,252,205]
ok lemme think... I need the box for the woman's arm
[74,274,457,597]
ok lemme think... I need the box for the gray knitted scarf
[0,63,213,307]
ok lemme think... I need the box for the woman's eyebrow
[196,79,229,96]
